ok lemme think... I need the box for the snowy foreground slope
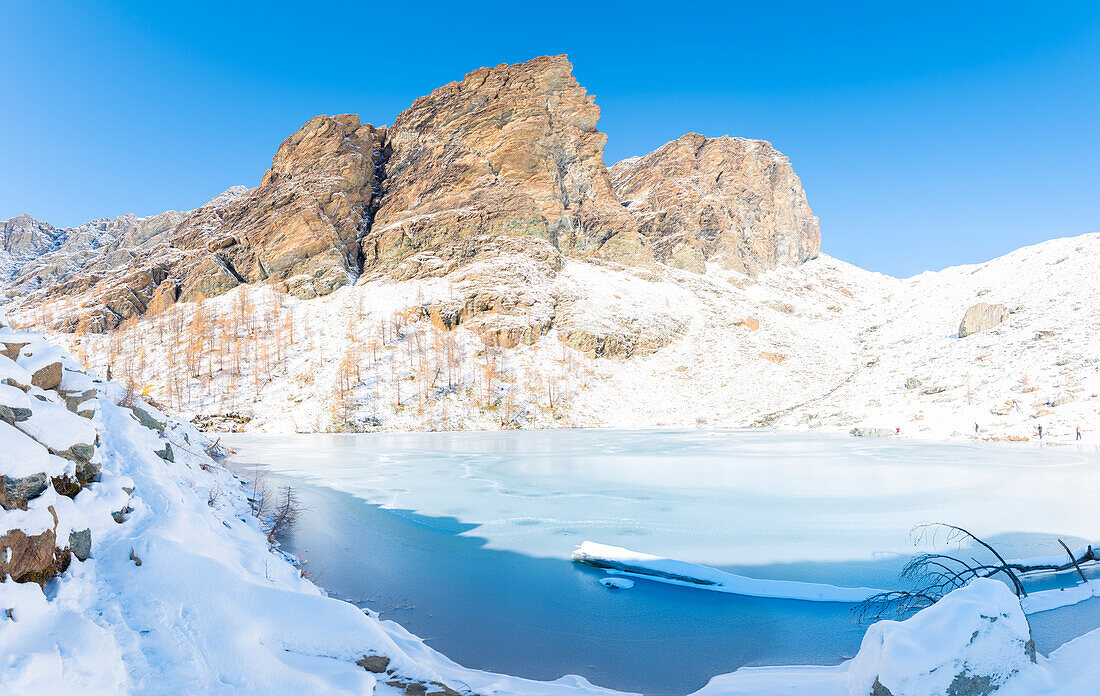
[3,315,1100,695]
[27,232,1100,443]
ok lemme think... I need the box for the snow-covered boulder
[847,579,1037,696]
[958,302,1008,338]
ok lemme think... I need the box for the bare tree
[854,523,1098,622]
[264,486,301,544]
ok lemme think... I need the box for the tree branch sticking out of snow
[264,486,300,544]
[854,523,1098,622]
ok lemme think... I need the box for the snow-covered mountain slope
[768,233,1100,440]
[17,233,1100,442]
[0,312,633,695]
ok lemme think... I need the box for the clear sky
[2,1,1098,277]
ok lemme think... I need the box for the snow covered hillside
[0,311,631,695]
[3,304,1099,696]
[19,232,1100,443]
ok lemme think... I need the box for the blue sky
[2,1,1097,277]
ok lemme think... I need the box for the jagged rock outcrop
[365,55,647,278]
[3,209,187,300]
[958,302,1008,338]
[611,133,819,275]
[171,114,387,301]
[1,199,225,331]
[0,215,64,280]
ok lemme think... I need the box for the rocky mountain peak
[612,132,820,275]
[164,113,388,303]
[4,55,820,334]
[366,55,647,277]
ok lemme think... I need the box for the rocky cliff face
[610,133,819,275]
[2,56,819,335]
[1,216,65,281]
[170,114,387,302]
[365,55,647,280]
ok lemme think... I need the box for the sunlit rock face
[611,133,820,276]
[171,114,388,302]
[362,54,650,284]
[958,302,1009,338]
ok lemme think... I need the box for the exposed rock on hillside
[172,114,387,302]
[1,198,229,331]
[0,215,64,280]
[367,55,646,276]
[958,302,1008,338]
[2,209,185,298]
[361,56,651,342]
[611,133,820,275]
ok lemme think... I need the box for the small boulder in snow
[68,528,92,561]
[0,404,32,423]
[958,302,1008,338]
[30,361,63,391]
[154,442,174,462]
[0,525,65,584]
[0,473,49,510]
[847,579,1036,696]
[131,405,167,433]
[356,655,390,673]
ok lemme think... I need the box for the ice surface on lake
[226,430,1099,574]
[224,430,1100,695]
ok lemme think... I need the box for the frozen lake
[224,430,1100,695]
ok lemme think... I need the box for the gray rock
[0,404,32,423]
[154,442,174,462]
[850,427,894,438]
[0,473,49,510]
[958,302,1008,338]
[75,459,101,483]
[130,405,166,433]
[68,528,91,561]
[356,655,391,673]
[61,388,97,414]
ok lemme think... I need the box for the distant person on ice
[974,422,979,434]
[1038,424,1043,440]
[1077,426,1082,441]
